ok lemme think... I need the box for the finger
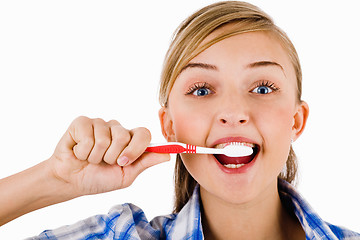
[103,121,131,165]
[122,153,170,187]
[117,127,151,166]
[71,116,95,161]
[87,119,111,164]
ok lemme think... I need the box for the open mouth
[213,142,260,169]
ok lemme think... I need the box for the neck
[200,179,304,240]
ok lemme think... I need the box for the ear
[158,107,176,142]
[291,101,309,141]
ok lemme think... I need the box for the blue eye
[252,81,279,94]
[253,86,272,94]
[186,82,214,97]
[193,88,210,96]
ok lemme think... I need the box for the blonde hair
[158,1,302,213]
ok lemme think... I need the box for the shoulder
[28,203,177,240]
[278,179,360,239]
[102,203,178,238]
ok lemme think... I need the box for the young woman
[0,1,359,239]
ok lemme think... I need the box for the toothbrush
[146,142,253,157]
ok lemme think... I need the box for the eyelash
[185,80,279,96]
[253,80,280,92]
[186,82,214,95]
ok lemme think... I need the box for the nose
[216,97,249,127]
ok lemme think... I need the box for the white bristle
[223,144,253,157]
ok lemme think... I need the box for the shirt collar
[170,180,339,240]
[168,185,204,239]
[278,178,338,239]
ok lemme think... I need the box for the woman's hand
[49,116,170,197]
[0,116,169,226]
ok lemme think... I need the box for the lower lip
[213,153,258,174]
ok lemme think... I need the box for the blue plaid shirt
[28,179,359,240]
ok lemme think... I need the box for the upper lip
[210,136,259,148]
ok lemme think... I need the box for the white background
[0,0,359,238]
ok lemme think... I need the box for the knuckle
[108,119,121,126]
[137,127,152,141]
[114,127,131,144]
[93,118,106,125]
[113,137,129,149]
[95,136,111,149]
[73,116,90,125]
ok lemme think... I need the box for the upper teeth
[214,142,255,149]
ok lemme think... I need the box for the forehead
[190,31,295,78]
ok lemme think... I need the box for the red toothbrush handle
[146,144,197,154]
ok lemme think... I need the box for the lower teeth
[224,163,245,169]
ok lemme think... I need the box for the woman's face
[160,30,308,204]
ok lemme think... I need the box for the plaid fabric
[28,180,359,239]
[278,179,360,239]
[27,187,203,240]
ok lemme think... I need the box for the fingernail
[117,156,129,166]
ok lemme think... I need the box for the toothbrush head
[222,143,254,157]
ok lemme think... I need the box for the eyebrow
[181,62,218,72]
[181,60,286,76]
[247,61,285,75]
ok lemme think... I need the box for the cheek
[263,106,293,131]
[170,102,211,145]
[168,100,211,184]
[255,103,294,155]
